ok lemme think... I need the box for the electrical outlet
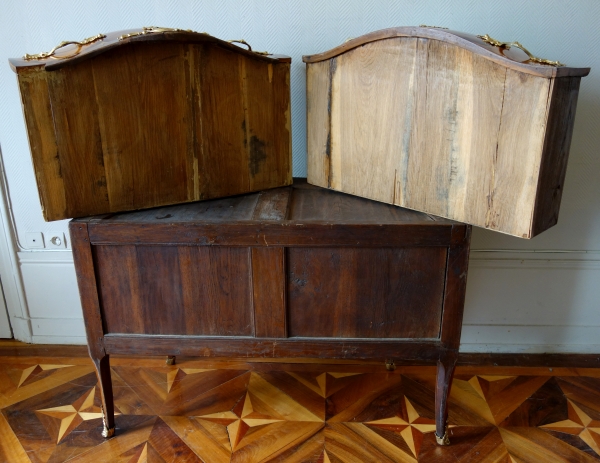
[47,232,66,249]
[25,232,45,249]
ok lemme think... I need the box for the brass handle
[228,39,270,56]
[477,34,564,67]
[23,33,106,61]
[118,26,196,41]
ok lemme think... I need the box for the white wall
[0,0,598,351]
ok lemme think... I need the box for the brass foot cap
[385,359,396,371]
[166,356,176,366]
[102,426,115,438]
[435,430,450,446]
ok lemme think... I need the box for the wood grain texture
[302,26,590,78]
[68,223,106,359]
[2,352,600,462]
[306,36,586,238]
[16,67,66,221]
[287,247,447,339]
[532,77,582,236]
[47,64,110,219]
[306,59,331,188]
[15,38,291,221]
[435,350,458,439]
[70,180,471,448]
[440,226,472,350]
[2,340,600,369]
[103,336,443,360]
[87,222,454,248]
[95,245,253,336]
[252,247,286,338]
[252,187,291,221]
[92,42,192,211]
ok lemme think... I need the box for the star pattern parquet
[0,355,599,462]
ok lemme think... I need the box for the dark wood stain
[95,245,253,336]
[14,33,292,221]
[287,247,447,338]
[69,179,471,444]
[532,77,582,236]
[248,135,268,176]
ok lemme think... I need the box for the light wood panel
[302,26,590,79]
[306,35,587,238]
[306,59,331,188]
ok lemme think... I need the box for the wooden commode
[70,179,471,444]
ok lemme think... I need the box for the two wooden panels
[94,244,446,340]
[13,31,291,221]
[305,28,589,238]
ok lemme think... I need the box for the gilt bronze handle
[23,33,106,61]
[478,33,564,67]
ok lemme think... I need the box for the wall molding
[0,152,31,341]
[9,245,600,349]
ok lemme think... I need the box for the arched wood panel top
[9,28,291,72]
[302,26,589,78]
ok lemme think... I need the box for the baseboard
[30,335,88,345]
[29,318,85,337]
[459,324,600,353]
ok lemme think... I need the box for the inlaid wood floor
[0,350,599,462]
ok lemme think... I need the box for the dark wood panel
[15,32,291,222]
[17,68,66,221]
[3,339,600,369]
[92,42,192,211]
[94,245,143,334]
[94,245,253,336]
[104,335,442,360]
[87,222,453,247]
[252,187,291,220]
[100,193,261,224]
[48,64,109,218]
[178,246,253,336]
[287,247,447,338]
[244,57,292,191]
[68,223,106,359]
[252,247,286,337]
[288,185,442,223]
[440,227,472,350]
[532,77,582,236]
[78,179,454,226]
[199,45,249,198]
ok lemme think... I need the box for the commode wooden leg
[91,354,115,438]
[435,349,457,445]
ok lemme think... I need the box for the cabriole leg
[91,354,115,438]
[435,349,458,445]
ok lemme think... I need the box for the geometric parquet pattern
[1,354,599,462]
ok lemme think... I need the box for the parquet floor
[0,350,599,462]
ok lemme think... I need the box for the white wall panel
[0,281,12,338]
[0,0,598,351]
[19,252,82,319]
